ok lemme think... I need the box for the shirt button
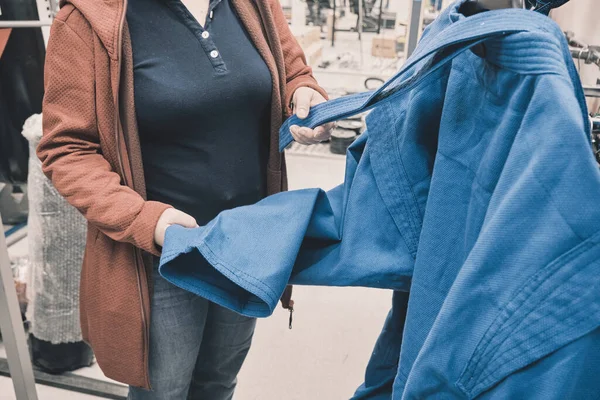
[210,50,219,58]
[201,31,210,39]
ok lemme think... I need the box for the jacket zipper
[114,0,152,390]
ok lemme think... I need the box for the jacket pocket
[456,231,600,398]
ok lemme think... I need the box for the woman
[37,0,331,398]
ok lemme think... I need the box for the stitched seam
[368,61,447,255]
[458,232,600,391]
[394,137,423,250]
[108,1,121,60]
[472,266,597,387]
[479,268,584,357]
[477,292,598,385]
[472,310,600,395]
[483,39,566,76]
[465,242,593,385]
[387,106,421,254]
[460,234,595,384]
[198,241,279,302]
[368,112,419,256]
[461,240,590,386]
[335,141,365,235]
[161,272,267,313]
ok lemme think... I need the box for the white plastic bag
[23,114,87,344]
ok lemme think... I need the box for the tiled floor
[1,118,391,400]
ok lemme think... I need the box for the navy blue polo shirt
[127,0,272,225]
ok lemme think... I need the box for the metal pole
[35,0,56,46]
[406,0,424,57]
[358,0,363,40]
[331,0,337,46]
[377,0,383,34]
[0,216,38,400]
[584,86,600,98]
[358,0,363,66]
[6,227,28,248]
[0,21,52,28]
[48,0,60,16]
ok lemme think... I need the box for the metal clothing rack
[571,48,600,71]
[584,86,600,98]
[0,0,58,43]
[0,21,51,28]
[0,215,38,400]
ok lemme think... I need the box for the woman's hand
[290,87,334,145]
[154,208,198,247]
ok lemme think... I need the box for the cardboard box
[282,6,292,22]
[292,26,322,50]
[303,42,323,66]
[371,36,398,59]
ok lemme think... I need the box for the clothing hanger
[476,0,526,10]
[459,0,525,16]
[461,0,573,15]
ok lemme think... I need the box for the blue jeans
[128,261,256,400]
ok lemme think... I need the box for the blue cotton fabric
[160,2,600,398]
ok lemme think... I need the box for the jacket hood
[59,0,124,58]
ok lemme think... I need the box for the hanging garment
[0,0,45,184]
[23,114,88,345]
[160,2,600,398]
[29,335,94,374]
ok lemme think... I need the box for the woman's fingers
[313,124,333,142]
[290,87,332,145]
[154,208,199,246]
[291,125,314,145]
[292,87,315,119]
[170,211,198,229]
[290,122,334,145]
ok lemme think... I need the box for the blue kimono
[159,1,600,398]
